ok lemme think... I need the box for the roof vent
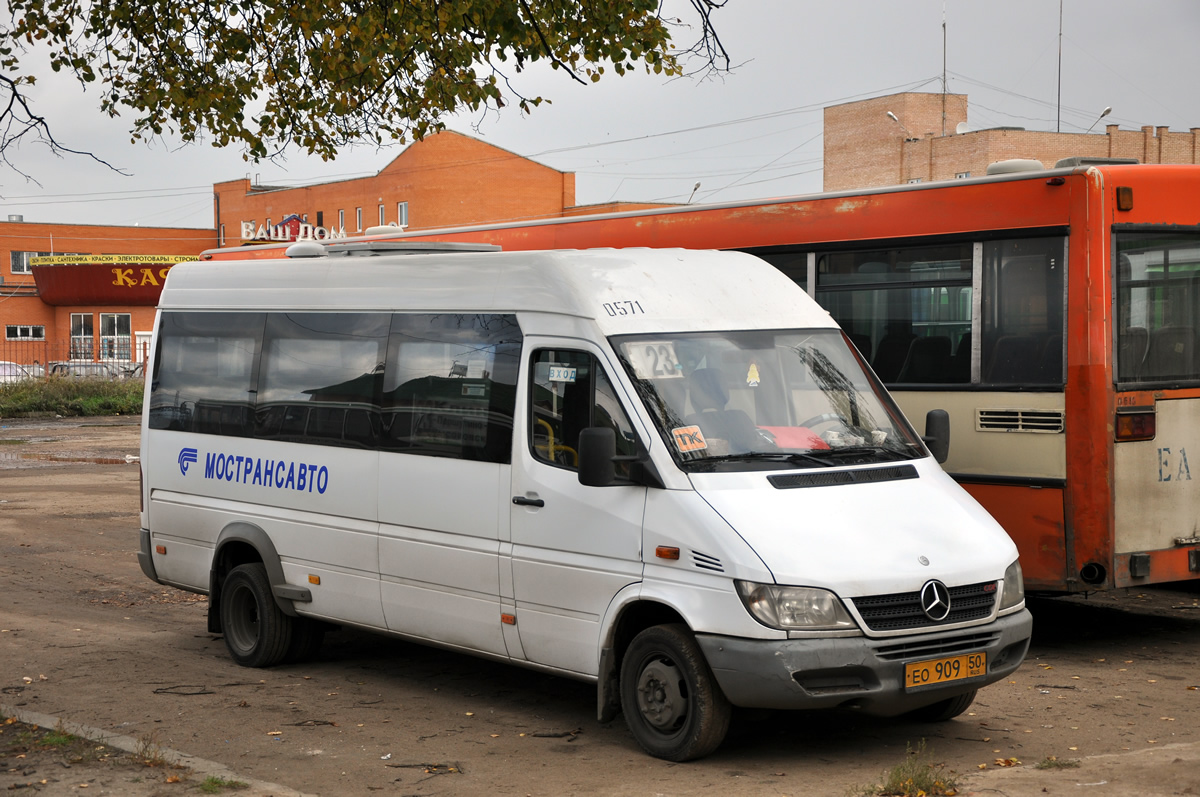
[285,241,327,258]
[986,159,1045,175]
[364,223,407,237]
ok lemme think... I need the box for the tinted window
[814,244,973,384]
[255,313,389,448]
[381,314,522,462]
[150,311,523,460]
[980,238,1065,385]
[149,312,263,435]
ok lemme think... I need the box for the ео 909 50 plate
[904,652,986,690]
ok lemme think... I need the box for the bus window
[1116,233,1200,384]
[256,313,389,448]
[811,243,972,384]
[980,237,1065,386]
[381,314,522,463]
[149,312,264,436]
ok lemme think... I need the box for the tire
[220,563,293,668]
[619,624,731,761]
[906,689,977,722]
[284,617,327,664]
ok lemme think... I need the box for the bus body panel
[893,392,1066,479]
[1113,398,1200,553]
[378,454,509,656]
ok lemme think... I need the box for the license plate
[905,652,986,690]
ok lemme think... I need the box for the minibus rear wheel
[220,563,293,667]
[619,624,731,761]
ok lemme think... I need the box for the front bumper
[696,608,1032,715]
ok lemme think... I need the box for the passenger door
[377,313,523,657]
[508,342,647,676]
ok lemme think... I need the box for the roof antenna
[687,182,701,204]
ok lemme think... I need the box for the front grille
[850,581,997,632]
[874,631,1001,662]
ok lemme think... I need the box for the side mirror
[578,427,617,486]
[923,409,950,464]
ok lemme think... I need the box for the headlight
[735,581,857,630]
[999,560,1025,611]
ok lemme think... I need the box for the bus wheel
[619,624,731,761]
[220,563,292,668]
[906,689,977,722]
[284,617,327,663]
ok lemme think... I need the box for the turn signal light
[655,546,681,560]
[1115,410,1155,441]
[1116,186,1134,211]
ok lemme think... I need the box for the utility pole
[1056,0,1063,133]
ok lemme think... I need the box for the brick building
[824,92,1200,191]
[0,220,215,371]
[214,130,671,246]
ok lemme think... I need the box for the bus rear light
[1115,410,1155,441]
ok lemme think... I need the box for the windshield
[614,329,925,472]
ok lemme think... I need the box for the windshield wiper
[691,451,837,468]
[806,445,916,462]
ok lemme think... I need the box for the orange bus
[205,162,1200,593]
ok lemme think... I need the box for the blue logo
[178,447,198,475]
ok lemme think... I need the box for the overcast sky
[1,0,1196,231]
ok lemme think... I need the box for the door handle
[512,496,545,508]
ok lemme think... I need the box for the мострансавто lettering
[204,452,329,494]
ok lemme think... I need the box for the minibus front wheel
[220,563,293,667]
[619,624,731,761]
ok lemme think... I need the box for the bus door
[376,313,523,657]
[508,342,646,675]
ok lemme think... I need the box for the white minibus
[138,242,1031,760]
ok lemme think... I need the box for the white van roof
[161,248,837,335]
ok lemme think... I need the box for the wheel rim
[634,655,688,733]
[226,583,260,653]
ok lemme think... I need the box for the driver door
[508,342,647,675]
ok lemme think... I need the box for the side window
[255,313,389,448]
[381,314,522,463]
[815,243,973,384]
[530,350,638,478]
[149,312,264,435]
[980,237,1065,385]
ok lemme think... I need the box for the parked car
[47,360,122,379]
[0,361,32,384]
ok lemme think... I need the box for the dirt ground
[1,416,1199,796]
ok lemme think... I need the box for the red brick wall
[215,130,578,243]
[825,93,969,191]
[0,221,214,366]
[826,93,1200,190]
